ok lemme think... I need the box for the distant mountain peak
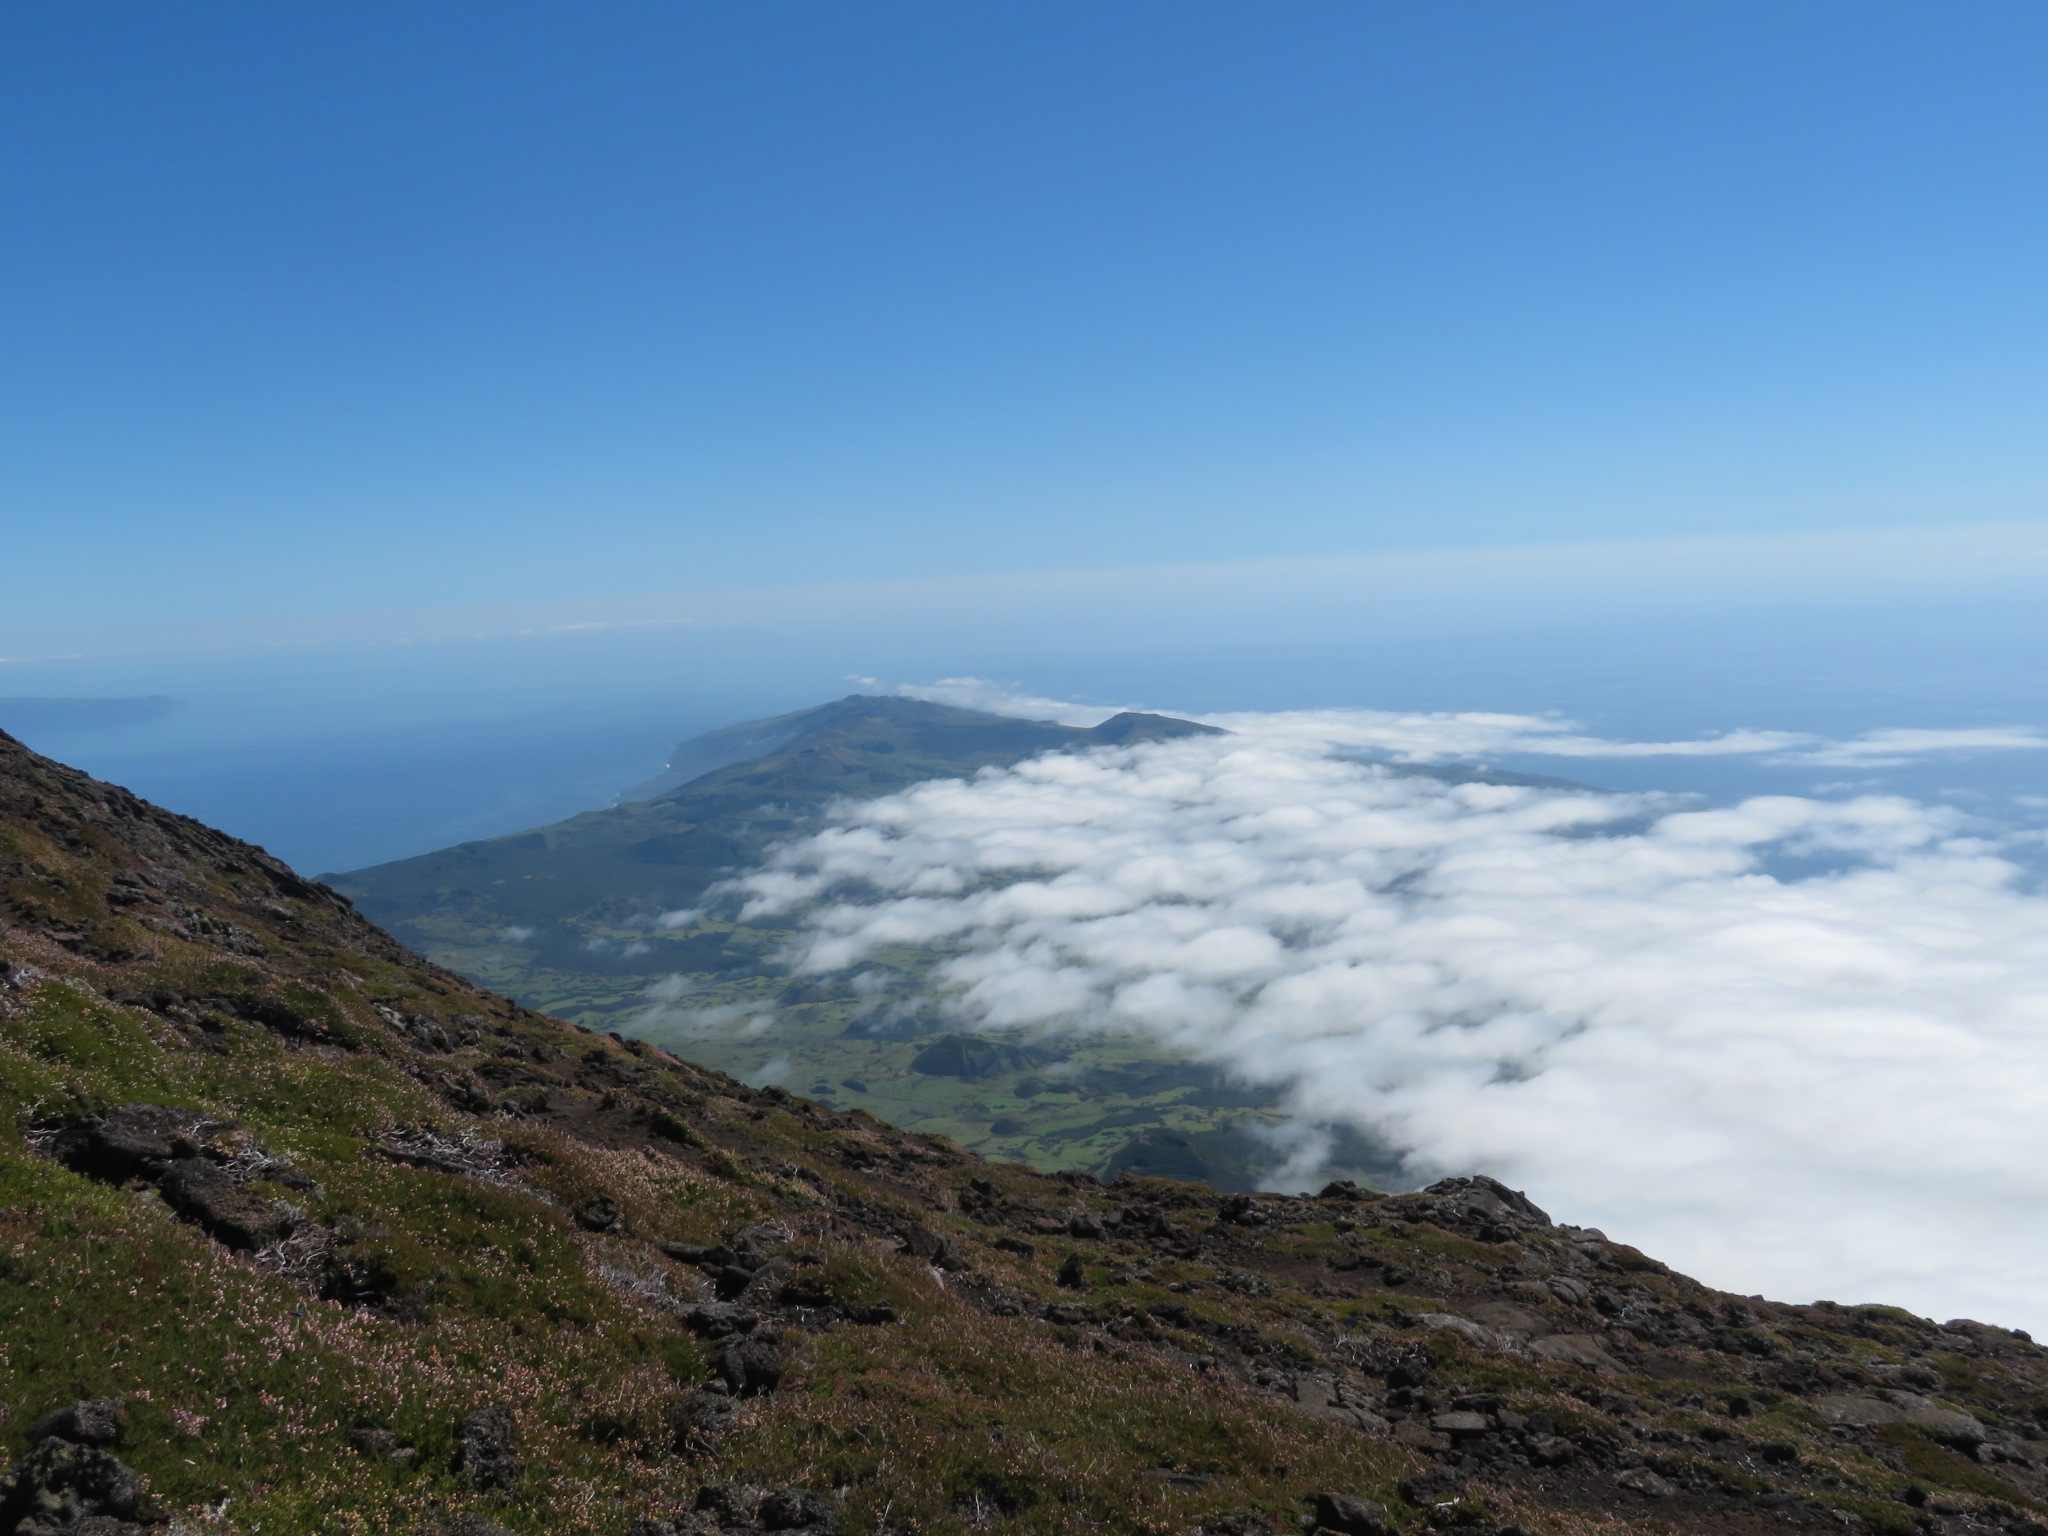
[1087,709,1228,744]
[621,693,1217,804]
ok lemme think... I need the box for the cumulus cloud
[735,722,2048,1331]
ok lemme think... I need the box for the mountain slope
[6,727,2048,1536]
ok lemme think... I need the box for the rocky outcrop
[0,1400,145,1536]
[454,1405,521,1492]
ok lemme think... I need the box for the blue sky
[10,1,2048,871]
[8,0,2048,634]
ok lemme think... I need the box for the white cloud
[867,683,2048,768]
[881,676,1129,727]
[1192,705,2048,768]
[736,722,2048,1332]
[1788,726,2048,768]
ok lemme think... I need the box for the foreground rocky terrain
[5,725,2048,1536]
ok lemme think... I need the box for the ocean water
[5,590,2046,875]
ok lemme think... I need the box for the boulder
[1810,1395,1902,1428]
[695,1481,765,1525]
[1528,1334,1619,1370]
[455,1404,521,1490]
[1308,1492,1393,1536]
[157,1159,295,1250]
[627,1518,719,1536]
[717,1332,784,1398]
[24,1400,125,1448]
[680,1303,759,1340]
[52,1104,199,1183]
[1614,1467,1677,1498]
[731,1220,793,1255]
[0,1438,144,1534]
[666,1388,738,1454]
[1397,1470,1463,1509]
[758,1487,839,1532]
[1417,1314,1511,1351]
[1905,1408,1989,1448]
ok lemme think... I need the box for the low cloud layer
[737,720,2048,1332]
[889,676,2048,767]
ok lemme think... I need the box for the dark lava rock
[576,1197,621,1232]
[455,1404,522,1491]
[1218,1194,1268,1227]
[1309,1492,1394,1536]
[1614,1467,1678,1498]
[898,1225,967,1271]
[1397,1470,1464,1509]
[707,1264,760,1300]
[656,1241,727,1265]
[1043,1302,1099,1326]
[51,1104,198,1182]
[1203,1516,1275,1536]
[718,1332,785,1398]
[442,1516,519,1536]
[667,1388,739,1453]
[25,1400,125,1448]
[730,1220,793,1258]
[628,1518,719,1536]
[0,1438,144,1534]
[680,1303,760,1340]
[775,1272,836,1309]
[345,1426,414,1461]
[157,1158,295,1250]
[758,1487,839,1532]
[695,1481,765,1525]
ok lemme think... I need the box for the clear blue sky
[8,0,2048,635]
